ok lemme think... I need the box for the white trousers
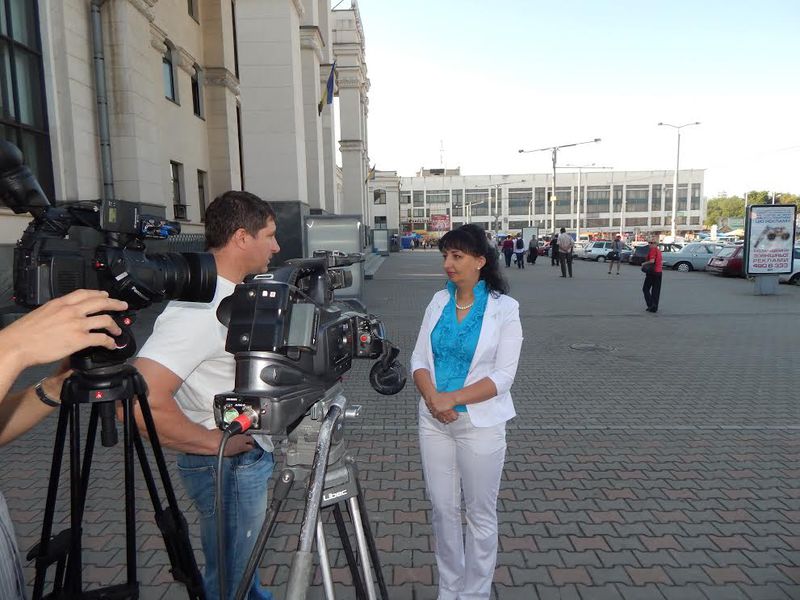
[418,403,507,600]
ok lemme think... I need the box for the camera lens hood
[369,360,407,396]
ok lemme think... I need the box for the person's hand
[223,433,255,456]
[425,392,459,424]
[0,290,128,371]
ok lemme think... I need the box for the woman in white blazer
[411,224,523,600]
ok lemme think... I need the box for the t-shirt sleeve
[137,301,221,381]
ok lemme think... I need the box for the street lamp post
[556,164,612,239]
[519,138,601,234]
[491,179,527,235]
[658,121,700,239]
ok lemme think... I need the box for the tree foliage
[705,190,800,227]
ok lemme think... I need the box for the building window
[625,186,649,212]
[374,216,387,230]
[508,188,532,215]
[0,0,53,199]
[191,65,203,117]
[170,161,187,219]
[188,0,199,20]
[197,169,207,222]
[426,190,449,205]
[412,191,424,206]
[400,192,411,204]
[163,42,178,103]
[373,189,386,204]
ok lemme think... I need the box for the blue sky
[354,0,800,196]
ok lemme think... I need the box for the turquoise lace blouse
[430,280,489,412]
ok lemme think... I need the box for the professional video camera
[213,250,406,435]
[0,139,215,361]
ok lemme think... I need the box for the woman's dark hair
[438,224,509,295]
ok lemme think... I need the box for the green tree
[705,195,745,227]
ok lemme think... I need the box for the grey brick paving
[1,252,799,599]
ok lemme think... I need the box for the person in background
[608,234,624,275]
[550,232,559,266]
[642,237,663,313]
[513,234,526,269]
[501,236,514,268]
[411,224,522,600]
[557,228,575,278]
[527,236,538,265]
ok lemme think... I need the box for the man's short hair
[204,191,276,250]
[560,227,566,233]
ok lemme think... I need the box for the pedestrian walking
[411,224,522,600]
[550,233,559,266]
[513,235,525,269]
[642,238,663,312]
[608,234,624,275]
[527,237,538,265]
[557,227,575,278]
[501,236,514,268]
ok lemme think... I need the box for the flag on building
[364,164,376,184]
[318,62,336,115]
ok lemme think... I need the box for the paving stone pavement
[2,252,799,599]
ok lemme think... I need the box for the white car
[778,247,800,284]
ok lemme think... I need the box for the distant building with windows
[369,168,706,238]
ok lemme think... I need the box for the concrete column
[337,75,365,216]
[300,26,326,210]
[106,0,163,205]
[201,0,241,195]
[236,0,308,203]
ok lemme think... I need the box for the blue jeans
[177,447,275,600]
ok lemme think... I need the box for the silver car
[662,242,723,272]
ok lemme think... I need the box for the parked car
[778,247,800,284]
[628,243,683,266]
[662,243,723,272]
[706,244,745,277]
[573,241,589,258]
[583,240,612,261]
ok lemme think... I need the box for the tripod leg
[347,497,377,600]
[234,468,295,600]
[285,403,343,600]
[354,478,389,600]
[30,404,69,600]
[67,400,83,596]
[121,398,138,585]
[316,518,336,600]
[332,504,366,600]
[132,378,205,599]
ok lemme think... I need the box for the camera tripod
[232,385,388,600]
[28,361,205,600]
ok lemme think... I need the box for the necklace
[455,292,474,311]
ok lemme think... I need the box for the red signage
[430,214,450,231]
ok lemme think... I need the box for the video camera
[213,250,407,435]
[0,140,216,362]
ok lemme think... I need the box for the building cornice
[176,47,198,74]
[339,139,364,152]
[337,77,362,90]
[205,67,240,96]
[299,26,324,62]
[149,22,167,52]
[127,0,157,21]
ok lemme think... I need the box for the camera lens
[149,252,217,303]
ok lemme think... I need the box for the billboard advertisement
[744,204,797,275]
[430,214,451,231]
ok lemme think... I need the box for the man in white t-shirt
[135,191,280,600]
[557,227,575,278]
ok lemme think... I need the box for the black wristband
[34,378,61,407]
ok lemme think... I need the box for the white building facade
[0,0,370,248]
[369,168,706,238]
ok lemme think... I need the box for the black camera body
[0,139,216,365]
[214,251,406,435]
